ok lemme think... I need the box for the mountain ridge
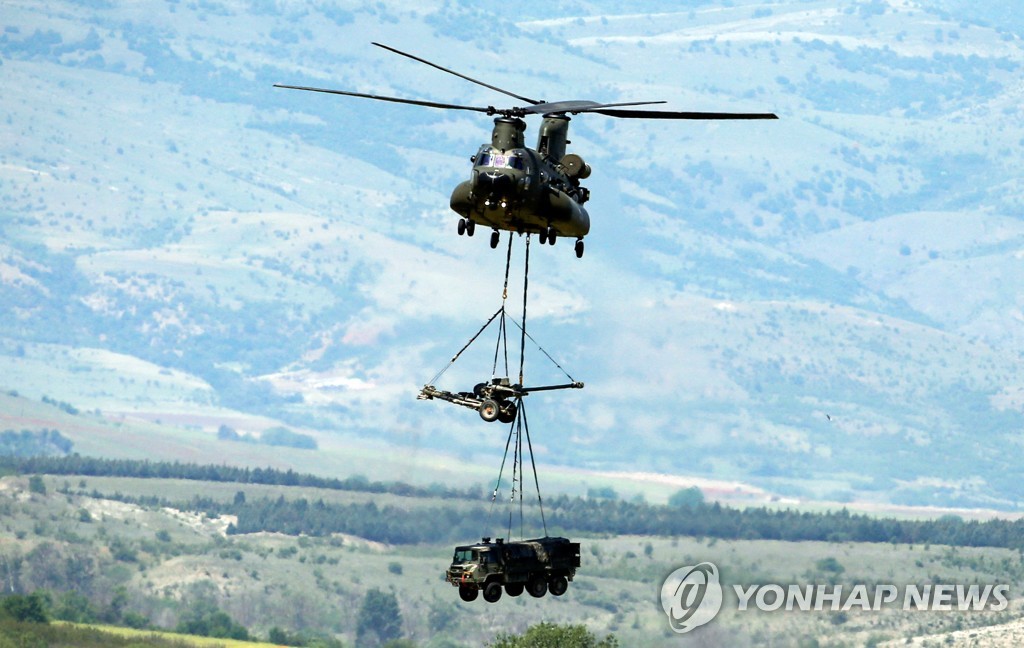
[3,0,1024,509]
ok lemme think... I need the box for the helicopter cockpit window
[477,152,524,171]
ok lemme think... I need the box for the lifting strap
[424,232,575,388]
[488,233,548,540]
[424,232,561,539]
[489,395,548,541]
[491,235,515,380]
[518,234,530,386]
[425,306,503,387]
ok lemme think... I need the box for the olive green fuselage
[449,117,591,239]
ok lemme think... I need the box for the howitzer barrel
[520,381,584,394]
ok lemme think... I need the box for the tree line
[0,455,483,499]
[0,430,73,458]
[214,494,1024,549]
[8,455,1024,550]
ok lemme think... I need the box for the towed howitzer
[419,377,583,423]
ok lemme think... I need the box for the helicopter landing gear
[458,219,477,237]
[575,239,584,258]
[490,230,500,249]
[458,218,466,236]
[546,226,556,246]
[538,229,548,245]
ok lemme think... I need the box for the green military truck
[445,536,581,603]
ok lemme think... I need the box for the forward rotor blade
[523,99,667,115]
[595,108,779,120]
[372,42,543,106]
[273,84,494,114]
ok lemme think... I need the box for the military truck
[445,536,581,603]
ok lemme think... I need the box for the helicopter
[276,43,778,258]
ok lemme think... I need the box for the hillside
[3,0,1024,508]
[2,471,1023,647]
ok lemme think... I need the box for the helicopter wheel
[538,229,548,245]
[457,218,466,236]
[490,231,500,249]
[546,227,557,246]
[466,219,476,236]
[575,239,584,258]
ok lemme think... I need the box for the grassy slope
[58,622,279,647]
[9,389,1022,529]
[0,390,785,509]
[3,473,1023,647]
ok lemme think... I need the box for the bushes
[489,622,618,648]
[0,592,49,623]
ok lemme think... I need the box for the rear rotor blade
[596,108,779,120]
[372,42,543,106]
[273,84,495,114]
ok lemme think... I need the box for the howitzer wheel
[459,585,478,602]
[549,575,568,596]
[527,575,547,598]
[483,581,503,603]
[505,583,524,597]
[479,398,500,422]
[497,400,517,424]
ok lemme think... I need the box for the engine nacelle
[560,153,591,179]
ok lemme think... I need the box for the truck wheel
[483,581,503,603]
[459,585,478,602]
[478,399,500,422]
[505,583,524,597]
[548,575,568,596]
[527,575,547,598]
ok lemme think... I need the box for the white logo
[660,562,723,633]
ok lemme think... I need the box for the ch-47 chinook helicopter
[276,43,778,258]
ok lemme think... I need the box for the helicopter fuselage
[449,116,591,251]
[275,42,777,259]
